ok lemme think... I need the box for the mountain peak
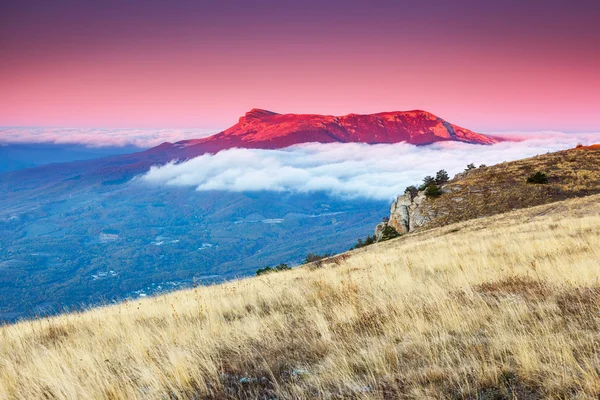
[162,109,499,159]
[241,108,279,121]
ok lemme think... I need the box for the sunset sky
[1,0,599,132]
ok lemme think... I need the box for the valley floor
[2,195,600,399]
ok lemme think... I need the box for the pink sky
[1,1,599,132]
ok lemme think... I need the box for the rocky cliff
[374,190,434,240]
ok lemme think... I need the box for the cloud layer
[0,127,216,148]
[142,132,600,200]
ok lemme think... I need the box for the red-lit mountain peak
[135,108,503,170]
[179,108,498,153]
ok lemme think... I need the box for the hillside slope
[382,146,600,234]
[2,194,600,399]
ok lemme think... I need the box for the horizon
[2,1,599,132]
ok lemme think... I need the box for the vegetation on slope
[410,146,600,230]
[2,194,600,399]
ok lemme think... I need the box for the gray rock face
[408,192,431,231]
[374,191,432,240]
[388,194,412,234]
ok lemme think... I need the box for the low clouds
[142,132,600,201]
[0,127,216,148]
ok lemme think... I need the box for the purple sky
[1,0,599,132]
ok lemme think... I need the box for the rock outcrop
[375,190,433,239]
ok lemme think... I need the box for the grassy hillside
[414,146,600,230]
[2,193,600,399]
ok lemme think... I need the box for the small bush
[256,266,273,276]
[353,234,376,250]
[380,225,400,241]
[304,253,331,264]
[465,163,476,171]
[404,185,418,199]
[419,176,435,191]
[425,184,443,197]
[527,171,549,184]
[274,263,291,271]
[256,263,290,276]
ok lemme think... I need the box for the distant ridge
[170,108,498,156]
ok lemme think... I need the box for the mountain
[174,108,499,153]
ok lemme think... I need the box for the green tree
[435,170,449,185]
[419,176,435,191]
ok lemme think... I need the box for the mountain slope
[381,146,600,235]
[2,193,599,399]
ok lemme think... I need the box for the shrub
[425,184,443,197]
[527,171,549,184]
[256,263,291,276]
[353,234,376,250]
[419,176,435,191]
[465,163,476,171]
[380,225,400,241]
[404,185,418,199]
[274,263,290,271]
[256,266,273,276]
[304,253,331,264]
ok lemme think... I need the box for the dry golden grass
[2,194,600,399]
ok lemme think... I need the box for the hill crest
[376,145,600,237]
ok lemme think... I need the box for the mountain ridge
[171,108,498,154]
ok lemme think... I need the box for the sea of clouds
[3,126,598,200]
[0,127,216,148]
[141,132,600,201]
